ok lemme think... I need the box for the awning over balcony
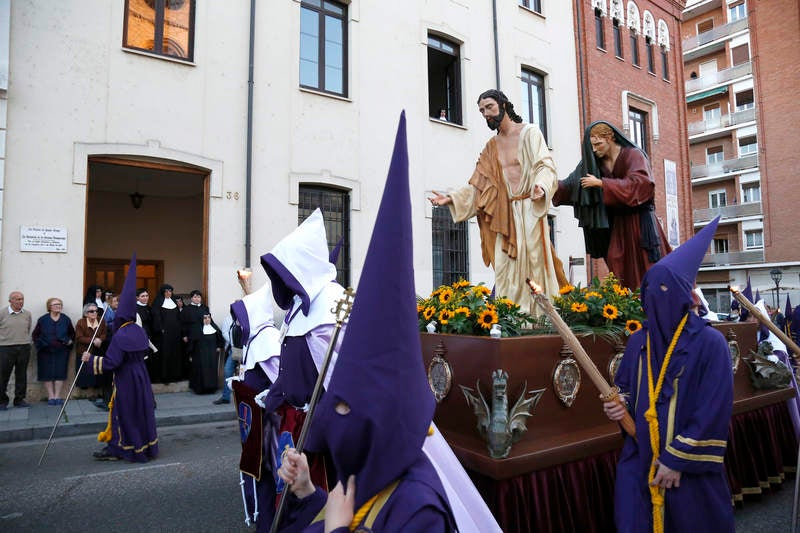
[687,86,728,103]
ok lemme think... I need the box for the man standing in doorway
[429,89,567,314]
[0,292,33,409]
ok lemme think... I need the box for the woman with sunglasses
[74,303,107,393]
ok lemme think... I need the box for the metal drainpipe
[492,0,500,89]
[244,0,256,267]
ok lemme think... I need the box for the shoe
[14,400,31,408]
[213,398,230,405]
[93,448,120,461]
[0,402,7,411]
[47,399,57,406]
[55,399,65,405]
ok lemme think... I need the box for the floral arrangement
[552,274,645,341]
[417,280,533,337]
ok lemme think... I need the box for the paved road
[0,421,251,533]
[0,419,794,532]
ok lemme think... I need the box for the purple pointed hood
[305,112,435,507]
[115,253,139,331]
[112,253,150,351]
[641,217,719,361]
[785,295,793,326]
[329,236,344,265]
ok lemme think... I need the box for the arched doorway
[83,156,209,302]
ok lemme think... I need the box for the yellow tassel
[646,314,688,533]
[97,388,116,443]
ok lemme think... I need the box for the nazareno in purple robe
[613,217,733,533]
[87,321,158,462]
[282,114,457,532]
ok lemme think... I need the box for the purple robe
[87,321,158,462]
[614,314,734,532]
[284,454,455,533]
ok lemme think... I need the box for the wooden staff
[527,279,636,438]
[269,288,355,533]
[730,285,800,360]
[39,305,109,466]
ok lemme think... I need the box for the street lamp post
[770,268,783,310]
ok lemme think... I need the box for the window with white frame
[519,0,542,13]
[704,103,721,126]
[735,89,754,111]
[628,107,648,154]
[742,182,761,203]
[520,69,548,143]
[738,135,757,156]
[713,238,729,254]
[709,190,727,209]
[427,34,462,124]
[432,207,469,287]
[299,0,348,96]
[706,145,724,164]
[744,229,763,249]
[729,1,746,22]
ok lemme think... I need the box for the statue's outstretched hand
[429,191,452,207]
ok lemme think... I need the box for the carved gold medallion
[427,341,453,402]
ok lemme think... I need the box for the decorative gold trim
[664,444,724,463]
[676,435,727,448]
[553,344,581,407]
[427,341,453,403]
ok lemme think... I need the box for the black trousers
[0,344,31,404]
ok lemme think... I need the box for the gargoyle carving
[460,369,546,459]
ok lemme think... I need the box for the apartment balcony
[687,107,756,141]
[683,18,749,61]
[686,61,752,94]
[702,249,765,267]
[693,202,762,224]
[690,154,758,180]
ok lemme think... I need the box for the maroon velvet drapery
[469,402,797,532]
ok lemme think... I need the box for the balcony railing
[686,61,752,93]
[683,17,749,51]
[687,107,756,136]
[691,154,758,179]
[702,249,764,267]
[694,202,762,223]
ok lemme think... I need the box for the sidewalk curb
[0,410,237,444]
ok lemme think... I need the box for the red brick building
[573,0,691,286]
[682,0,800,313]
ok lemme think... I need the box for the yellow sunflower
[559,284,575,295]
[613,284,629,296]
[423,306,435,320]
[417,304,424,314]
[438,288,454,305]
[585,291,603,299]
[472,285,491,297]
[452,279,470,289]
[571,302,589,313]
[438,309,454,325]
[625,320,642,334]
[602,304,619,320]
[454,306,471,317]
[477,308,499,329]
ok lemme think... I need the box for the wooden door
[85,258,163,298]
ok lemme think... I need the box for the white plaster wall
[0,0,586,324]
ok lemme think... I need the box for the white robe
[448,124,560,315]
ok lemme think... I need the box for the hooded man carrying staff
[429,89,567,314]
